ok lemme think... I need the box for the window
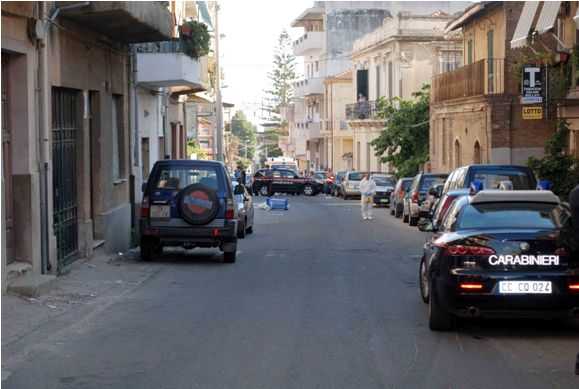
[153,165,219,190]
[473,141,481,164]
[467,40,473,65]
[112,94,125,180]
[375,65,381,98]
[487,30,495,93]
[387,61,393,99]
[471,169,535,190]
[442,118,447,165]
[457,203,564,230]
[366,143,371,171]
[454,139,461,169]
[199,140,210,149]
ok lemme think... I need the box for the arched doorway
[473,141,481,164]
[454,139,461,169]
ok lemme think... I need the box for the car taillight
[141,196,150,218]
[411,191,419,203]
[399,190,405,199]
[225,198,235,220]
[446,245,495,256]
[438,196,455,220]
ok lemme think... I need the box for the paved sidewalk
[1,249,158,381]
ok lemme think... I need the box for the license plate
[380,199,389,203]
[499,281,552,294]
[150,205,170,218]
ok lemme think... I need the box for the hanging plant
[179,20,210,59]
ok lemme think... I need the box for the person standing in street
[359,173,376,220]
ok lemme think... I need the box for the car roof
[469,190,560,205]
[463,164,531,170]
[155,159,225,167]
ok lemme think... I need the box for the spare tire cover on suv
[178,184,220,225]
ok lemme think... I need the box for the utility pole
[214,2,224,161]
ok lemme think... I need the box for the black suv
[140,160,241,263]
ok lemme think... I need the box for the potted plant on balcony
[179,20,210,59]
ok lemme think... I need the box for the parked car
[417,189,576,331]
[140,160,239,263]
[341,171,382,199]
[251,168,322,196]
[403,173,448,226]
[442,164,537,197]
[423,183,445,217]
[370,174,396,207]
[427,189,470,230]
[390,177,413,218]
[332,171,347,197]
[232,180,254,239]
[313,171,334,194]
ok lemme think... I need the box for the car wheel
[390,206,395,216]
[140,238,154,262]
[237,220,246,239]
[246,224,253,234]
[395,204,402,218]
[223,248,237,263]
[409,215,418,226]
[428,279,454,331]
[403,209,409,223]
[259,186,269,197]
[303,185,314,196]
[419,257,429,304]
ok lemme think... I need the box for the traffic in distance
[138,155,579,332]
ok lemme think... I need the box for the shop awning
[535,1,561,34]
[510,1,540,48]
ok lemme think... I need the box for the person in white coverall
[359,174,377,220]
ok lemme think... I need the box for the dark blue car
[140,160,241,263]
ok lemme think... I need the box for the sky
[219,0,311,128]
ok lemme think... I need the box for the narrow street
[3,197,578,389]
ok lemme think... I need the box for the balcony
[432,59,505,104]
[58,1,173,43]
[293,31,324,56]
[346,101,382,120]
[296,121,321,139]
[135,40,208,90]
[294,78,324,97]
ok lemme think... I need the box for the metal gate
[52,88,80,270]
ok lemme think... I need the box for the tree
[371,85,431,177]
[187,139,207,160]
[230,111,257,160]
[528,120,579,198]
[259,30,296,161]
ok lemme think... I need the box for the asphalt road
[4,196,579,388]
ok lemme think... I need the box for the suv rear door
[146,162,228,227]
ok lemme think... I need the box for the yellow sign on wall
[522,106,543,120]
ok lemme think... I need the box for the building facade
[347,10,465,173]
[429,1,578,173]
[0,1,213,293]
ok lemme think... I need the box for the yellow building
[322,72,354,172]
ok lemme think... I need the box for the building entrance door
[52,88,80,271]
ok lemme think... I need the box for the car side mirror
[234,184,245,195]
[141,182,147,192]
[418,218,436,232]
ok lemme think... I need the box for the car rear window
[373,176,395,186]
[153,165,221,191]
[402,179,413,191]
[471,169,535,190]
[348,172,364,180]
[420,176,447,192]
[457,202,564,230]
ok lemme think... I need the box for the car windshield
[457,202,565,230]
[402,180,413,191]
[153,165,220,190]
[373,177,395,186]
[348,172,364,180]
[472,169,534,190]
[420,176,446,192]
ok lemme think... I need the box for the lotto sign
[522,106,543,120]
[521,66,543,104]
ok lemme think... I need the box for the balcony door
[487,30,494,93]
[356,69,368,101]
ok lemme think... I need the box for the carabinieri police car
[418,186,577,331]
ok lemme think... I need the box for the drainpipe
[38,2,51,273]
